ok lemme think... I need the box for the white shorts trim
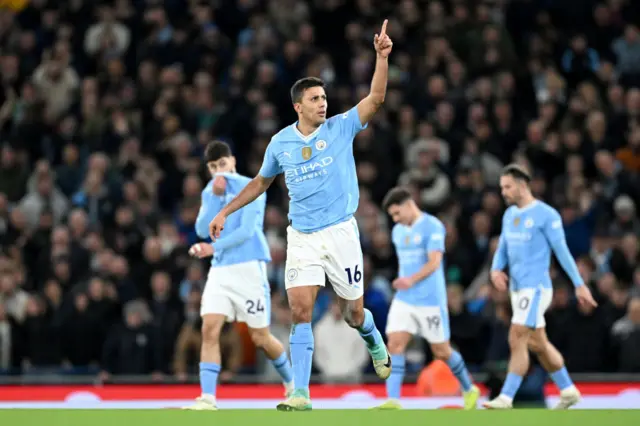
[385,298,450,344]
[510,287,553,329]
[201,260,271,329]
[284,217,364,300]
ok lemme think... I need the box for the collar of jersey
[292,123,323,142]
[514,199,539,213]
[406,212,426,229]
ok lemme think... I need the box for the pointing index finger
[380,19,388,37]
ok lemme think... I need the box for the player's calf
[248,327,294,395]
[286,286,317,400]
[183,314,225,410]
[340,298,390,380]
[483,324,530,408]
[383,332,411,403]
[431,342,479,409]
[529,329,580,409]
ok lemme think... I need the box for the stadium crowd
[1,0,640,385]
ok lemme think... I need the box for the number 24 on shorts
[246,299,265,315]
[345,265,362,285]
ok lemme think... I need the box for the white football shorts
[385,298,450,344]
[285,217,364,300]
[201,260,271,329]
[510,287,553,329]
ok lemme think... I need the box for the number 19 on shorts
[345,265,362,285]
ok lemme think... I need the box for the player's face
[500,175,522,205]
[296,86,327,126]
[387,201,413,226]
[207,156,235,176]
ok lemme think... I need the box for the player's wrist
[376,53,389,61]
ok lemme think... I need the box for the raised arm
[356,19,393,126]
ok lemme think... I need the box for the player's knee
[431,343,452,360]
[290,304,313,323]
[508,326,529,350]
[528,333,548,354]
[201,319,222,346]
[387,339,406,355]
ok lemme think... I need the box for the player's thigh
[386,299,420,340]
[201,267,236,322]
[386,331,413,355]
[322,218,364,301]
[414,305,450,345]
[285,226,326,290]
[510,288,553,329]
[229,261,272,329]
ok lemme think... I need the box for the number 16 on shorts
[345,265,362,285]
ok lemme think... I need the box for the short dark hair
[382,187,413,210]
[204,140,232,163]
[290,77,325,104]
[501,163,531,183]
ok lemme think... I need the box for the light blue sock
[290,323,314,393]
[271,351,294,384]
[386,354,405,399]
[357,309,384,352]
[199,362,220,396]
[501,372,523,399]
[550,366,574,391]
[445,350,473,392]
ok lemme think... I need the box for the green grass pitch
[0,409,639,426]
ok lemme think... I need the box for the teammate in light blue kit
[209,21,394,411]
[484,164,597,410]
[183,141,293,411]
[380,187,479,410]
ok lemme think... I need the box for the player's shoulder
[423,212,444,230]
[503,205,518,220]
[534,200,560,219]
[269,125,296,145]
[391,222,404,240]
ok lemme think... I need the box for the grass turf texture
[0,409,638,426]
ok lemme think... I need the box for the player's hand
[490,270,508,292]
[189,242,214,258]
[374,19,393,59]
[213,175,226,196]
[576,284,598,308]
[392,277,413,290]
[209,213,226,241]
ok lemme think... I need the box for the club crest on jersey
[316,140,327,151]
[414,235,421,244]
[524,218,534,228]
[302,146,312,160]
[513,217,520,227]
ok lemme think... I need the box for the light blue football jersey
[258,105,367,233]
[491,200,583,291]
[391,213,447,307]
[195,172,271,266]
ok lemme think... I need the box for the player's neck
[516,194,536,209]
[408,208,423,226]
[296,120,320,137]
